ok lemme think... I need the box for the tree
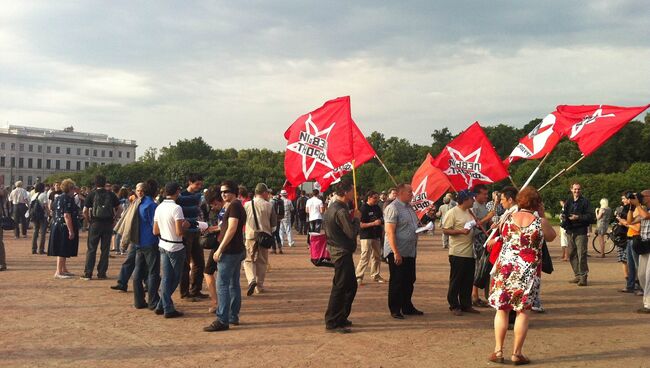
[158,137,214,162]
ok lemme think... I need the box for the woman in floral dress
[487,187,556,365]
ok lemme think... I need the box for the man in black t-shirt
[204,180,246,332]
[81,175,120,280]
[355,190,386,285]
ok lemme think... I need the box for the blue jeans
[626,239,640,290]
[216,251,244,325]
[133,245,160,309]
[116,243,146,289]
[157,247,186,314]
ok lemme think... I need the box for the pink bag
[309,233,334,268]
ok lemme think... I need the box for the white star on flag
[444,146,494,189]
[285,114,336,180]
[570,106,615,138]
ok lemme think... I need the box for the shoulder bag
[252,199,275,249]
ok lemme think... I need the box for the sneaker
[190,292,210,299]
[577,277,588,286]
[531,306,546,313]
[164,310,184,319]
[325,326,351,334]
[110,284,127,292]
[619,288,635,293]
[636,307,650,314]
[97,274,108,280]
[472,299,490,308]
[569,277,580,284]
[247,281,257,296]
[204,320,229,332]
[635,290,644,296]
[451,308,463,316]
[80,275,92,281]
[54,273,74,279]
[356,278,363,286]
[373,276,387,283]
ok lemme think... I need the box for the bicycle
[591,223,623,255]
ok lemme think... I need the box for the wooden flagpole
[351,159,359,210]
[374,155,398,186]
[538,154,586,191]
[520,152,551,190]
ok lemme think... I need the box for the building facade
[0,125,137,186]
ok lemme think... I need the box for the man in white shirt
[306,189,325,233]
[153,182,190,318]
[278,190,295,247]
[9,181,30,239]
[30,182,50,254]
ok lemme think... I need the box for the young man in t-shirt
[306,189,324,233]
[443,189,480,316]
[177,173,207,300]
[204,180,247,332]
[82,175,120,280]
[355,190,385,285]
[153,182,190,318]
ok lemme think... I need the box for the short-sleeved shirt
[443,206,474,258]
[472,201,490,235]
[359,202,383,239]
[84,188,120,223]
[138,196,159,247]
[221,199,246,254]
[306,197,324,221]
[383,199,418,258]
[154,199,185,252]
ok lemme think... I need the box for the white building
[0,125,137,186]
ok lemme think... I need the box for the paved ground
[1,228,649,367]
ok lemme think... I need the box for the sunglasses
[221,189,235,195]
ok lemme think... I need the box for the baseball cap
[255,183,269,194]
[457,189,475,203]
[280,189,288,196]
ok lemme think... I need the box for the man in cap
[243,183,277,295]
[278,189,295,248]
[443,189,481,316]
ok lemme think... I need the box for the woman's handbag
[200,233,218,250]
[632,236,650,255]
[541,241,554,274]
[251,199,275,249]
[473,250,492,287]
[0,207,15,231]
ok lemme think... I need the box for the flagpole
[374,155,398,186]
[538,154,586,191]
[351,159,359,210]
[521,152,551,190]
[508,176,520,190]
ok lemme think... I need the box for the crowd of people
[0,176,649,365]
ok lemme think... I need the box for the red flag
[410,153,454,220]
[284,96,376,191]
[282,181,298,201]
[432,122,509,191]
[505,112,565,166]
[556,104,650,157]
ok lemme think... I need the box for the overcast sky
[1,1,649,155]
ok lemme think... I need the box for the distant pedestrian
[48,179,80,279]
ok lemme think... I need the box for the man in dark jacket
[323,180,360,333]
[562,183,595,286]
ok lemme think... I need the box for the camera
[625,191,644,202]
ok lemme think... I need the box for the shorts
[204,248,218,275]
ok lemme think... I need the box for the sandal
[488,350,504,364]
[208,306,217,313]
[511,354,530,365]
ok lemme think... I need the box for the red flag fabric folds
[432,122,509,191]
[505,112,565,166]
[410,153,454,220]
[284,96,376,191]
[556,104,650,157]
[282,181,298,201]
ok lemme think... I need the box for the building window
[85,161,89,169]
[76,161,81,171]
[10,157,15,167]
[55,160,60,169]
[1,142,4,150]
[38,145,42,153]
[56,147,60,154]
[46,159,51,169]
[118,151,122,158]
[85,149,89,156]
[28,176,33,186]
[66,160,71,170]
[28,158,33,168]
[18,175,23,182]
[37,159,42,169]
[19,144,24,151]
[93,149,97,157]
[28,144,33,152]
[47,146,51,153]
[11,143,15,151]
[18,158,24,168]
[0,157,4,167]
[66,147,71,155]
[127,152,131,158]
[101,150,105,157]
[77,148,81,155]
[109,151,113,158]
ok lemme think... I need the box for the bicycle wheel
[591,235,601,254]
[603,233,616,254]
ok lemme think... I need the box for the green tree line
[49,114,650,215]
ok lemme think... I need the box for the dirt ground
[1,227,649,368]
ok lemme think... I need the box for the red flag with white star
[504,112,566,166]
[284,96,376,191]
[410,153,454,220]
[431,122,509,191]
[555,104,650,157]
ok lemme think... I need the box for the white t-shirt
[306,197,324,222]
[31,192,49,208]
[154,199,185,252]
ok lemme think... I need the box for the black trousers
[13,203,28,237]
[85,221,113,277]
[324,252,357,328]
[180,231,205,296]
[447,255,475,310]
[387,254,417,314]
[32,218,47,252]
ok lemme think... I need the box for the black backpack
[274,198,285,219]
[29,197,46,221]
[92,190,115,220]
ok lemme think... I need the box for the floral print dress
[488,214,543,311]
